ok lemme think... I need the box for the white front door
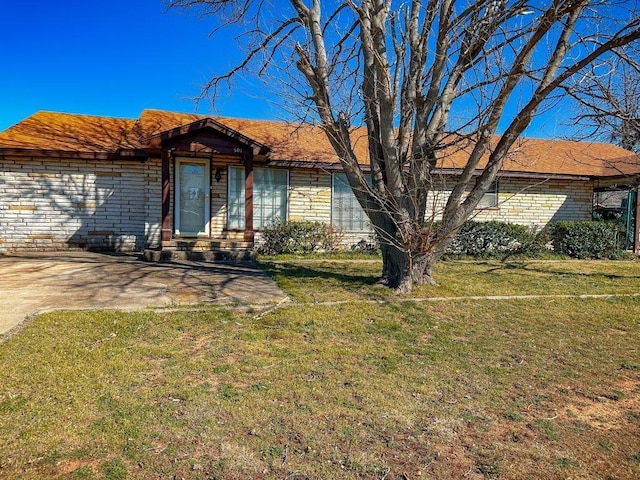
[175,158,210,236]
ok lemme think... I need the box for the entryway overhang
[142,117,271,160]
[142,117,273,252]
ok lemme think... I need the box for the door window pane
[179,163,206,234]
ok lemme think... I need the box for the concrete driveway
[0,252,288,338]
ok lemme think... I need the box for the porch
[144,117,272,262]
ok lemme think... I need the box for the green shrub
[444,221,543,258]
[545,221,622,259]
[258,220,343,254]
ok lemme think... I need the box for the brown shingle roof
[483,137,639,178]
[1,109,638,178]
[137,109,369,164]
[0,111,142,153]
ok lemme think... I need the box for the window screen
[332,173,371,231]
[477,180,498,209]
[228,167,288,229]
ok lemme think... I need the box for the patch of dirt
[57,459,100,474]
[564,377,640,431]
[607,327,629,335]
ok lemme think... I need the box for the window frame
[253,167,289,229]
[227,166,246,230]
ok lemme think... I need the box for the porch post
[161,148,172,243]
[244,154,254,242]
[635,183,640,254]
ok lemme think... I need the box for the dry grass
[1,259,639,479]
[260,258,640,302]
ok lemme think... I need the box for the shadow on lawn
[484,261,640,280]
[260,261,381,288]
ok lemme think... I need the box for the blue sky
[0,0,573,138]
[0,0,282,131]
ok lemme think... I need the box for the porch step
[143,248,254,263]
[162,239,253,251]
[143,238,255,263]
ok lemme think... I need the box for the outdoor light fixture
[214,167,222,182]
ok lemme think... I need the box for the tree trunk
[379,241,439,293]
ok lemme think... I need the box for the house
[1,109,639,256]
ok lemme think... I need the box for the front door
[175,158,210,236]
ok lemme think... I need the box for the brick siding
[0,158,594,253]
[0,156,161,252]
[286,171,594,238]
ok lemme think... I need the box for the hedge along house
[1,109,640,256]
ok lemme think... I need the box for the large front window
[332,173,370,231]
[227,166,288,229]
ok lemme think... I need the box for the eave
[264,160,599,180]
[0,147,149,161]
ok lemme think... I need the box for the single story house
[1,109,639,256]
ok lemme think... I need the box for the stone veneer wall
[0,156,162,252]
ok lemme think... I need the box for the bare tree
[168,0,640,292]
[570,49,640,152]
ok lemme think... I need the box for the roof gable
[143,117,271,158]
[137,109,359,163]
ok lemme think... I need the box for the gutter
[0,147,149,162]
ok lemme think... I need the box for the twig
[253,296,291,320]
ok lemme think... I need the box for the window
[254,168,288,228]
[477,180,498,209]
[227,166,246,229]
[332,172,371,231]
[227,166,288,229]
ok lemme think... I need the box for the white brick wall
[286,171,594,235]
[0,156,162,252]
[474,178,593,225]
[288,169,331,222]
[0,156,595,253]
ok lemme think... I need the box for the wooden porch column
[161,149,172,243]
[635,184,640,254]
[244,154,254,242]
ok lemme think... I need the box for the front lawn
[260,258,640,302]
[1,259,639,479]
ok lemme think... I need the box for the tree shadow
[0,252,287,309]
[484,261,640,280]
[260,261,380,288]
[0,112,158,252]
